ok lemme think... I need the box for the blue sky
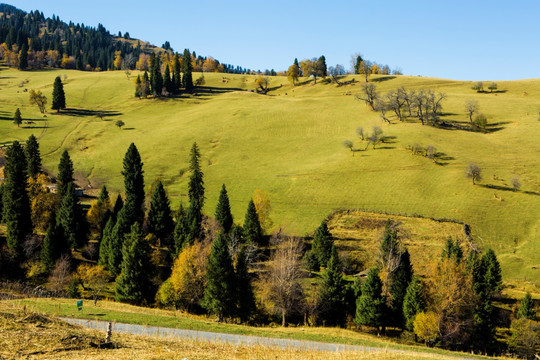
[14,0,540,80]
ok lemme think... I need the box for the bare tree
[329,64,345,85]
[386,87,406,121]
[361,60,372,82]
[510,176,522,191]
[488,82,498,93]
[48,255,72,291]
[403,89,415,117]
[471,81,484,92]
[266,234,305,326]
[356,126,365,140]
[356,83,378,110]
[465,163,482,185]
[343,139,354,155]
[465,100,479,123]
[375,97,391,123]
[367,126,384,149]
[426,145,436,160]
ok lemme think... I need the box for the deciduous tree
[29,89,47,113]
[466,163,482,185]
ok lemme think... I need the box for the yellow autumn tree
[77,264,111,305]
[254,189,273,232]
[113,50,123,70]
[28,173,59,231]
[413,311,439,345]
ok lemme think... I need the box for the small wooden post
[105,322,112,342]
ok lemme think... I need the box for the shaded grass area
[7,298,494,359]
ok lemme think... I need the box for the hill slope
[0,68,538,286]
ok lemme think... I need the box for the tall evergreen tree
[51,76,66,111]
[40,216,68,271]
[147,180,173,241]
[134,74,141,98]
[402,275,426,331]
[109,200,136,276]
[57,182,88,249]
[202,233,236,321]
[182,48,193,93]
[317,246,347,326]
[173,53,181,93]
[98,217,115,267]
[517,292,536,320]
[163,64,173,94]
[112,194,124,219]
[122,143,145,222]
[312,221,333,269]
[0,183,4,223]
[441,237,463,263]
[57,150,74,198]
[235,246,256,322]
[173,202,190,255]
[243,199,262,245]
[115,223,154,305]
[481,249,502,295]
[25,134,41,178]
[389,249,413,328]
[188,142,204,214]
[318,55,327,77]
[2,141,31,255]
[149,53,163,96]
[13,108,22,127]
[19,42,28,70]
[355,267,386,334]
[215,184,233,233]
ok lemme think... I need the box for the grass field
[0,66,538,287]
[4,298,497,359]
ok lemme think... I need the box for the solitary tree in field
[29,89,47,114]
[488,82,498,93]
[465,100,479,123]
[356,83,378,110]
[13,108,22,127]
[115,120,125,129]
[471,81,484,92]
[51,76,66,112]
[287,61,300,86]
[343,139,354,155]
[510,176,521,191]
[466,163,482,185]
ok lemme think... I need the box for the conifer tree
[51,76,66,111]
[235,246,256,322]
[355,267,386,334]
[25,134,41,178]
[389,249,413,328]
[57,150,74,198]
[109,200,136,276]
[112,194,124,219]
[182,49,193,92]
[98,217,115,267]
[2,141,32,255]
[441,237,463,262]
[164,65,173,94]
[202,233,236,321]
[13,108,22,127]
[134,74,141,97]
[243,199,262,245]
[19,42,28,70]
[40,216,68,271]
[0,183,4,223]
[317,246,347,326]
[115,223,154,305]
[147,180,173,241]
[403,275,426,331]
[481,248,502,295]
[173,53,182,93]
[142,70,150,97]
[517,292,536,320]
[318,55,328,77]
[188,142,204,215]
[215,184,233,233]
[173,202,189,255]
[312,221,333,269]
[57,182,88,249]
[122,143,145,222]
[150,54,163,96]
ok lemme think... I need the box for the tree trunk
[282,310,286,327]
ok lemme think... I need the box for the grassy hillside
[0,66,538,287]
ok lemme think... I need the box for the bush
[474,113,488,130]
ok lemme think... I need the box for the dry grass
[0,301,489,360]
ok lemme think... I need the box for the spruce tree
[57,182,88,249]
[115,223,154,305]
[355,267,386,334]
[109,200,136,276]
[122,143,145,222]
[164,65,173,94]
[202,233,236,321]
[312,221,333,269]
[51,76,66,111]
[317,246,347,326]
[57,150,74,197]
[173,53,182,93]
[389,249,413,329]
[112,194,124,219]
[243,199,262,245]
[235,246,256,322]
[150,54,163,96]
[517,292,536,320]
[182,48,193,92]
[19,42,28,70]
[402,275,426,331]
[147,180,173,241]
[25,134,41,178]
[481,249,502,295]
[173,202,189,255]
[215,184,233,233]
[318,55,327,77]
[40,217,68,271]
[188,142,204,216]
[441,237,463,262]
[2,141,31,255]
[98,217,115,267]
[134,75,141,97]
[0,183,4,223]
[13,108,22,127]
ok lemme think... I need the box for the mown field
[0,66,538,288]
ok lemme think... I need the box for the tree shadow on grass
[371,76,396,83]
[58,108,123,117]
[122,127,135,130]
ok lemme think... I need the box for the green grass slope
[0,67,538,286]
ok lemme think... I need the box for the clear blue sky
[14,0,540,80]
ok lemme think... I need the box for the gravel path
[62,317,475,359]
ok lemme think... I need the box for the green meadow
[0,67,539,287]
